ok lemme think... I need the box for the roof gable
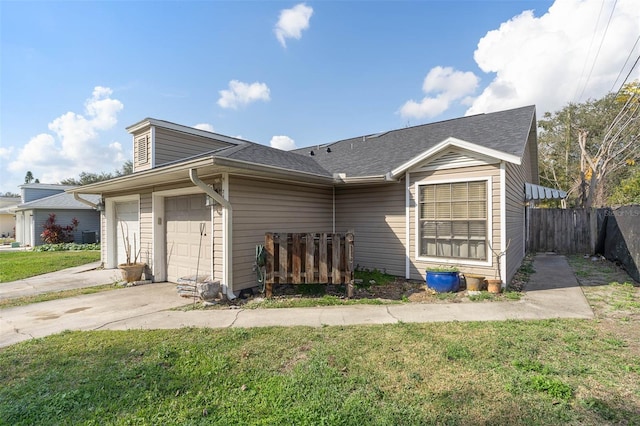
[294,105,536,179]
[391,137,521,177]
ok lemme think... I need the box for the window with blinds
[419,180,487,260]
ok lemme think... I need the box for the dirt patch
[568,255,640,356]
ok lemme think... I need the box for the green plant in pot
[426,266,460,293]
[117,222,145,283]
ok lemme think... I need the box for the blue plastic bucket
[426,271,460,293]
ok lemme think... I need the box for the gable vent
[137,136,149,164]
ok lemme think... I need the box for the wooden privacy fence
[528,208,593,254]
[264,232,354,298]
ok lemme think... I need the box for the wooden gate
[264,232,354,298]
[527,208,593,254]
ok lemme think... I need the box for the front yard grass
[1,255,639,424]
[0,250,100,282]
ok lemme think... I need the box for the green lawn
[0,255,638,425]
[0,250,101,282]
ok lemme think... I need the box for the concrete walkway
[0,253,594,348]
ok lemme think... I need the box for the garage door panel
[165,194,212,283]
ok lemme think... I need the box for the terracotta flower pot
[465,274,486,291]
[486,279,502,294]
[118,263,145,283]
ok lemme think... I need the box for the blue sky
[1,0,638,194]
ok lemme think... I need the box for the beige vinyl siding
[503,127,537,283]
[139,191,153,271]
[229,176,333,291]
[154,127,235,166]
[408,164,501,281]
[334,182,406,276]
[133,129,152,172]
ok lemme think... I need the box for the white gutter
[189,168,236,300]
[73,192,98,209]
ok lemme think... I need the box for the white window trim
[413,175,493,267]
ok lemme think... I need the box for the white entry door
[114,201,139,265]
[165,194,211,283]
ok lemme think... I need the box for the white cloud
[467,0,640,116]
[270,135,297,151]
[400,66,480,119]
[194,123,215,132]
[217,80,271,109]
[274,3,313,48]
[0,146,14,160]
[7,86,125,187]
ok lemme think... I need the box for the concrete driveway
[0,253,594,348]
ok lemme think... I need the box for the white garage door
[114,201,139,265]
[165,194,212,283]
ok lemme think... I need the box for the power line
[611,35,640,92]
[577,0,618,102]
[573,0,606,102]
[616,53,640,94]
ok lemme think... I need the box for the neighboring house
[14,184,101,247]
[0,196,21,238]
[70,105,564,297]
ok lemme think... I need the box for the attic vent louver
[137,135,149,164]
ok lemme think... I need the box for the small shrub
[34,243,100,252]
[40,213,78,244]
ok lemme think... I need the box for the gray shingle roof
[216,142,332,177]
[292,105,536,177]
[16,192,101,211]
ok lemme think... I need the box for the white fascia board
[126,118,244,146]
[391,137,522,178]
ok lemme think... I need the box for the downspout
[73,192,98,208]
[189,168,236,300]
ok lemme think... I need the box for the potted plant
[464,273,486,291]
[426,266,460,293]
[117,222,145,283]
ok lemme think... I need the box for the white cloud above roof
[8,86,126,184]
[400,67,480,120]
[270,135,297,151]
[217,80,271,109]
[467,0,640,115]
[274,3,313,48]
[193,123,215,132]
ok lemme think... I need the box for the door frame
[105,195,140,269]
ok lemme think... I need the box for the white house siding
[334,182,406,276]
[154,127,234,167]
[408,164,502,281]
[229,176,334,291]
